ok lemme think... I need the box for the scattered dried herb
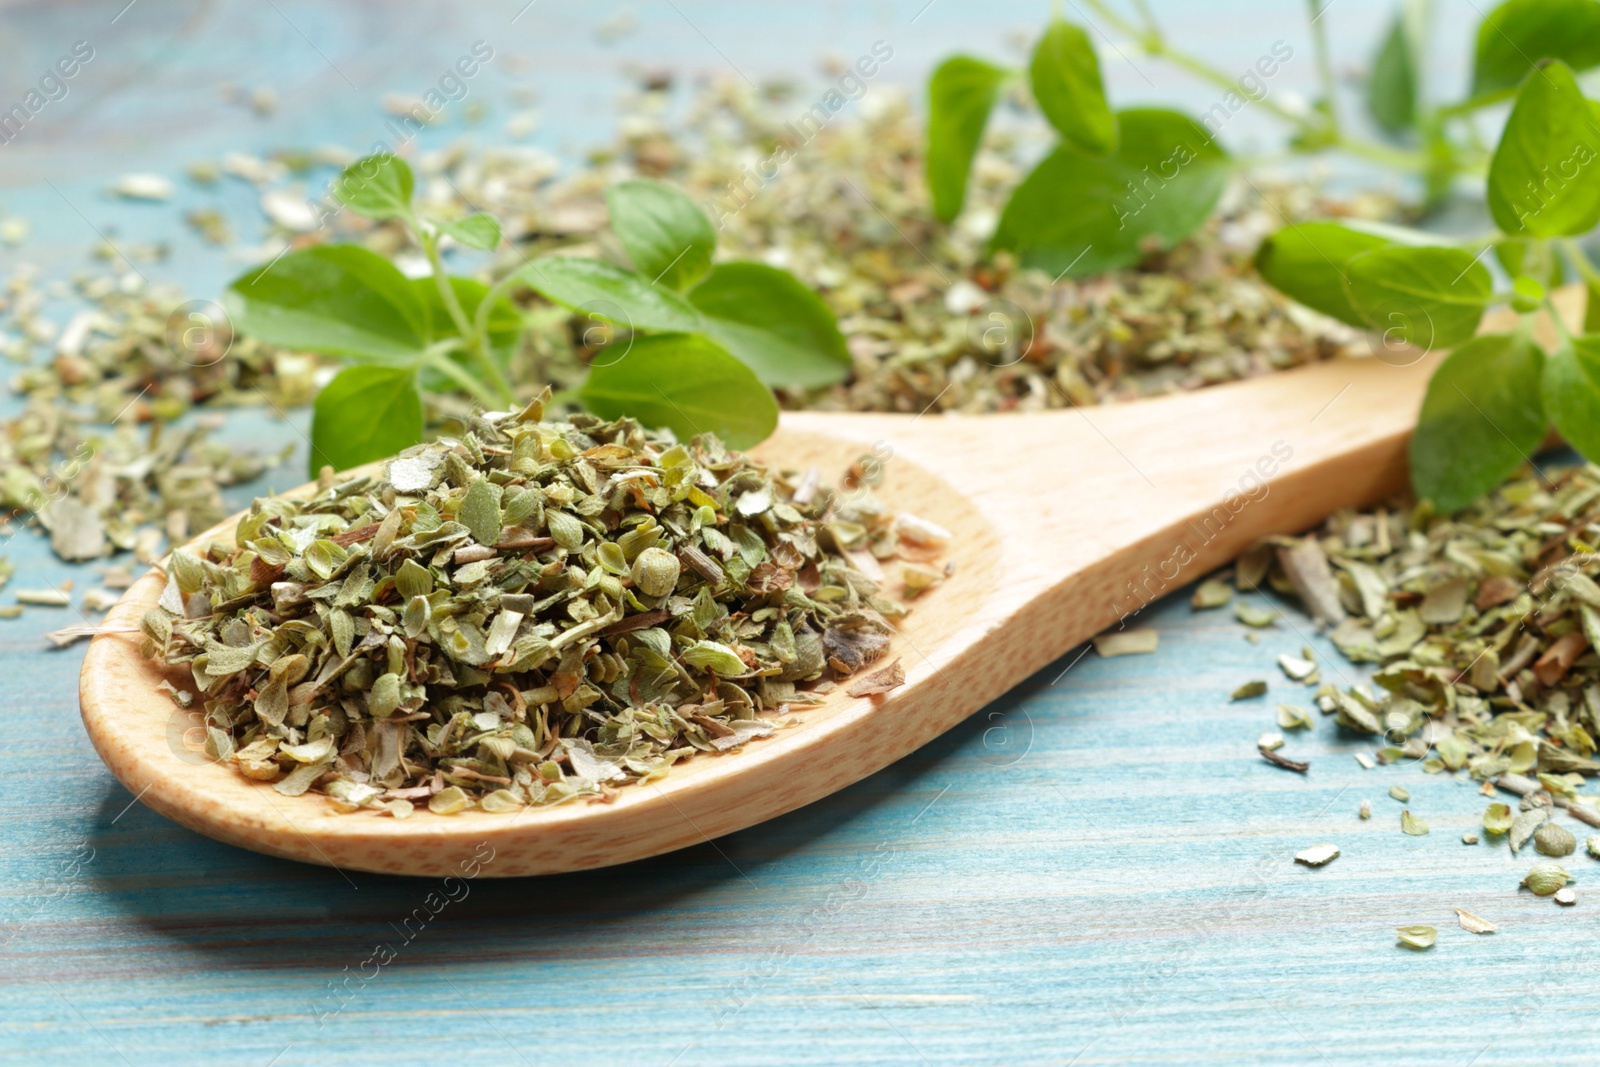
[1523,862,1572,896]
[1277,650,1318,683]
[1535,821,1577,857]
[1232,464,1600,910]
[1294,843,1340,867]
[1231,679,1268,701]
[1191,578,1232,610]
[1395,925,1437,950]
[14,589,69,607]
[846,658,906,698]
[1250,467,1600,781]
[1453,907,1497,934]
[1092,628,1159,657]
[1234,603,1280,629]
[1511,808,1549,854]
[1401,810,1430,836]
[1259,746,1309,774]
[1277,703,1313,730]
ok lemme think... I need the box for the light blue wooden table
[3,3,1592,1064]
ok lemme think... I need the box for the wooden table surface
[3,2,1591,1064]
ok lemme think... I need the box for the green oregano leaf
[1543,335,1600,461]
[332,153,416,221]
[604,180,716,290]
[925,56,1009,223]
[681,640,748,676]
[992,108,1229,278]
[579,333,777,449]
[225,245,431,365]
[517,256,703,334]
[309,366,425,477]
[1367,11,1419,136]
[1510,274,1548,313]
[1410,332,1546,512]
[430,213,503,251]
[1029,18,1116,156]
[1344,245,1493,348]
[687,262,851,388]
[459,478,504,547]
[1395,924,1436,949]
[1487,60,1600,238]
[1471,0,1600,96]
[1254,221,1405,326]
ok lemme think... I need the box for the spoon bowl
[82,341,1459,877]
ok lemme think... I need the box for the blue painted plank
[2,3,1593,1065]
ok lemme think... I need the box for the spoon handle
[781,350,1431,704]
[783,290,1579,697]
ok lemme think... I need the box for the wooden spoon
[81,297,1568,877]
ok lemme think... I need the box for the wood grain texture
[9,2,1600,1064]
[82,348,1439,877]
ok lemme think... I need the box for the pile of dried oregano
[138,395,942,815]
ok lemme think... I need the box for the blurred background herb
[225,154,837,471]
[924,0,1600,511]
[6,0,1598,563]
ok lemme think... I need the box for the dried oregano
[1400,810,1430,836]
[1395,925,1436,950]
[1294,843,1339,867]
[140,402,938,815]
[1522,862,1572,896]
[1535,821,1577,857]
[1234,466,1600,870]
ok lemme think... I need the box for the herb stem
[1545,296,1576,343]
[1305,0,1343,137]
[1076,0,1137,36]
[1561,239,1600,286]
[1329,135,1432,174]
[1129,0,1159,36]
[1078,0,1316,132]
[1078,0,1453,180]
[472,269,526,349]
[424,350,504,408]
[1435,86,1516,119]
[420,230,515,406]
[1448,231,1505,250]
[1155,40,1311,128]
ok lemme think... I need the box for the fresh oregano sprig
[926,0,1600,260]
[515,179,853,389]
[921,0,1600,510]
[925,15,1230,278]
[1200,0,1600,201]
[1256,57,1600,511]
[226,155,849,475]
